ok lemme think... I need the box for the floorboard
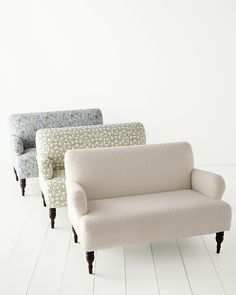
[0,197,35,278]
[203,230,236,295]
[125,243,159,295]
[0,199,49,295]
[178,237,226,295]
[152,240,192,295]
[60,240,95,295]
[27,208,71,295]
[94,247,125,295]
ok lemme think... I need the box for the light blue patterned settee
[9,109,103,196]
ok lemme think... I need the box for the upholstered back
[37,122,146,171]
[65,142,194,200]
[9,109,103,148]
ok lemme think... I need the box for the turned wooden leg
[72,226,78,243]
[86,251,95,274]
[41,192,46,207]
[49,208,56,229]
[13,167,18,181]
[216,232,224,254]
[20,179,26,196]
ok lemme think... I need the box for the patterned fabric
[11,135,24,156]
[43,170,67,207]
[9,109,103,148]
[15,148,39,178]
[9,109,103,179]
[37,123,146,208]
[36,154,53,180]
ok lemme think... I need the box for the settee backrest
[65,142,194,200]
[36,122,146,171]
[9,108,103,148]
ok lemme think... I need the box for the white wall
[0,0,236,164]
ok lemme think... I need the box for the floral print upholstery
[11,135,24,156]
[37,123,146,208]
[36,154,53,180]
[9,109,103,179]
[16,148,39,178]
[9,109,103,148]
[43,170,67,208]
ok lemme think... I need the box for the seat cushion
[42,170,67,208]
[74,190,231,251]
[14,148,38,178]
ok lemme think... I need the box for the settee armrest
[191,168,225,200]
[36,154,53,180]
[10,135,24,156]
[65,179,88,217]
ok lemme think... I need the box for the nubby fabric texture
[9,109,103,179]
[65,142,232,251]
[37,122,146,208]
[65,142,194,200]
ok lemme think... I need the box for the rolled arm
[36,154,53,180]
[65,179,88,217]
[10,135,24,156]
[191,168,225,199]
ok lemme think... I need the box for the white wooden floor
[0,165,235,295]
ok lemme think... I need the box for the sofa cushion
[73,190,231,251]
[65,142,193,201]
[15,148,38,178]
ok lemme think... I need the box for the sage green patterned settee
[36,122,146,228]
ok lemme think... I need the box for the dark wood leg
[13,167,18,181]
[49,208,56,229]
[41,192,46,207]
[86,251,95,274]
[216,232,224,254]
[72,226,78,243]
[20,178,26,196]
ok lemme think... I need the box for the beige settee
[65,142,231,274]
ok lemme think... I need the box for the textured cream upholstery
[77,191,231,251]
[191,168,225,199]
[65,142,194,201]
[65,142,232,252]
[66,179,88,217]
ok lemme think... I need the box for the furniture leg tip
[86,251,94,275]
[216,232,224,254]
[49,208,56,229]
[72,227,78,243]
[20,179,26,196]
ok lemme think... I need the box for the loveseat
[36,122,146,228]
[65,142,232,274]
[9,109,103,196]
